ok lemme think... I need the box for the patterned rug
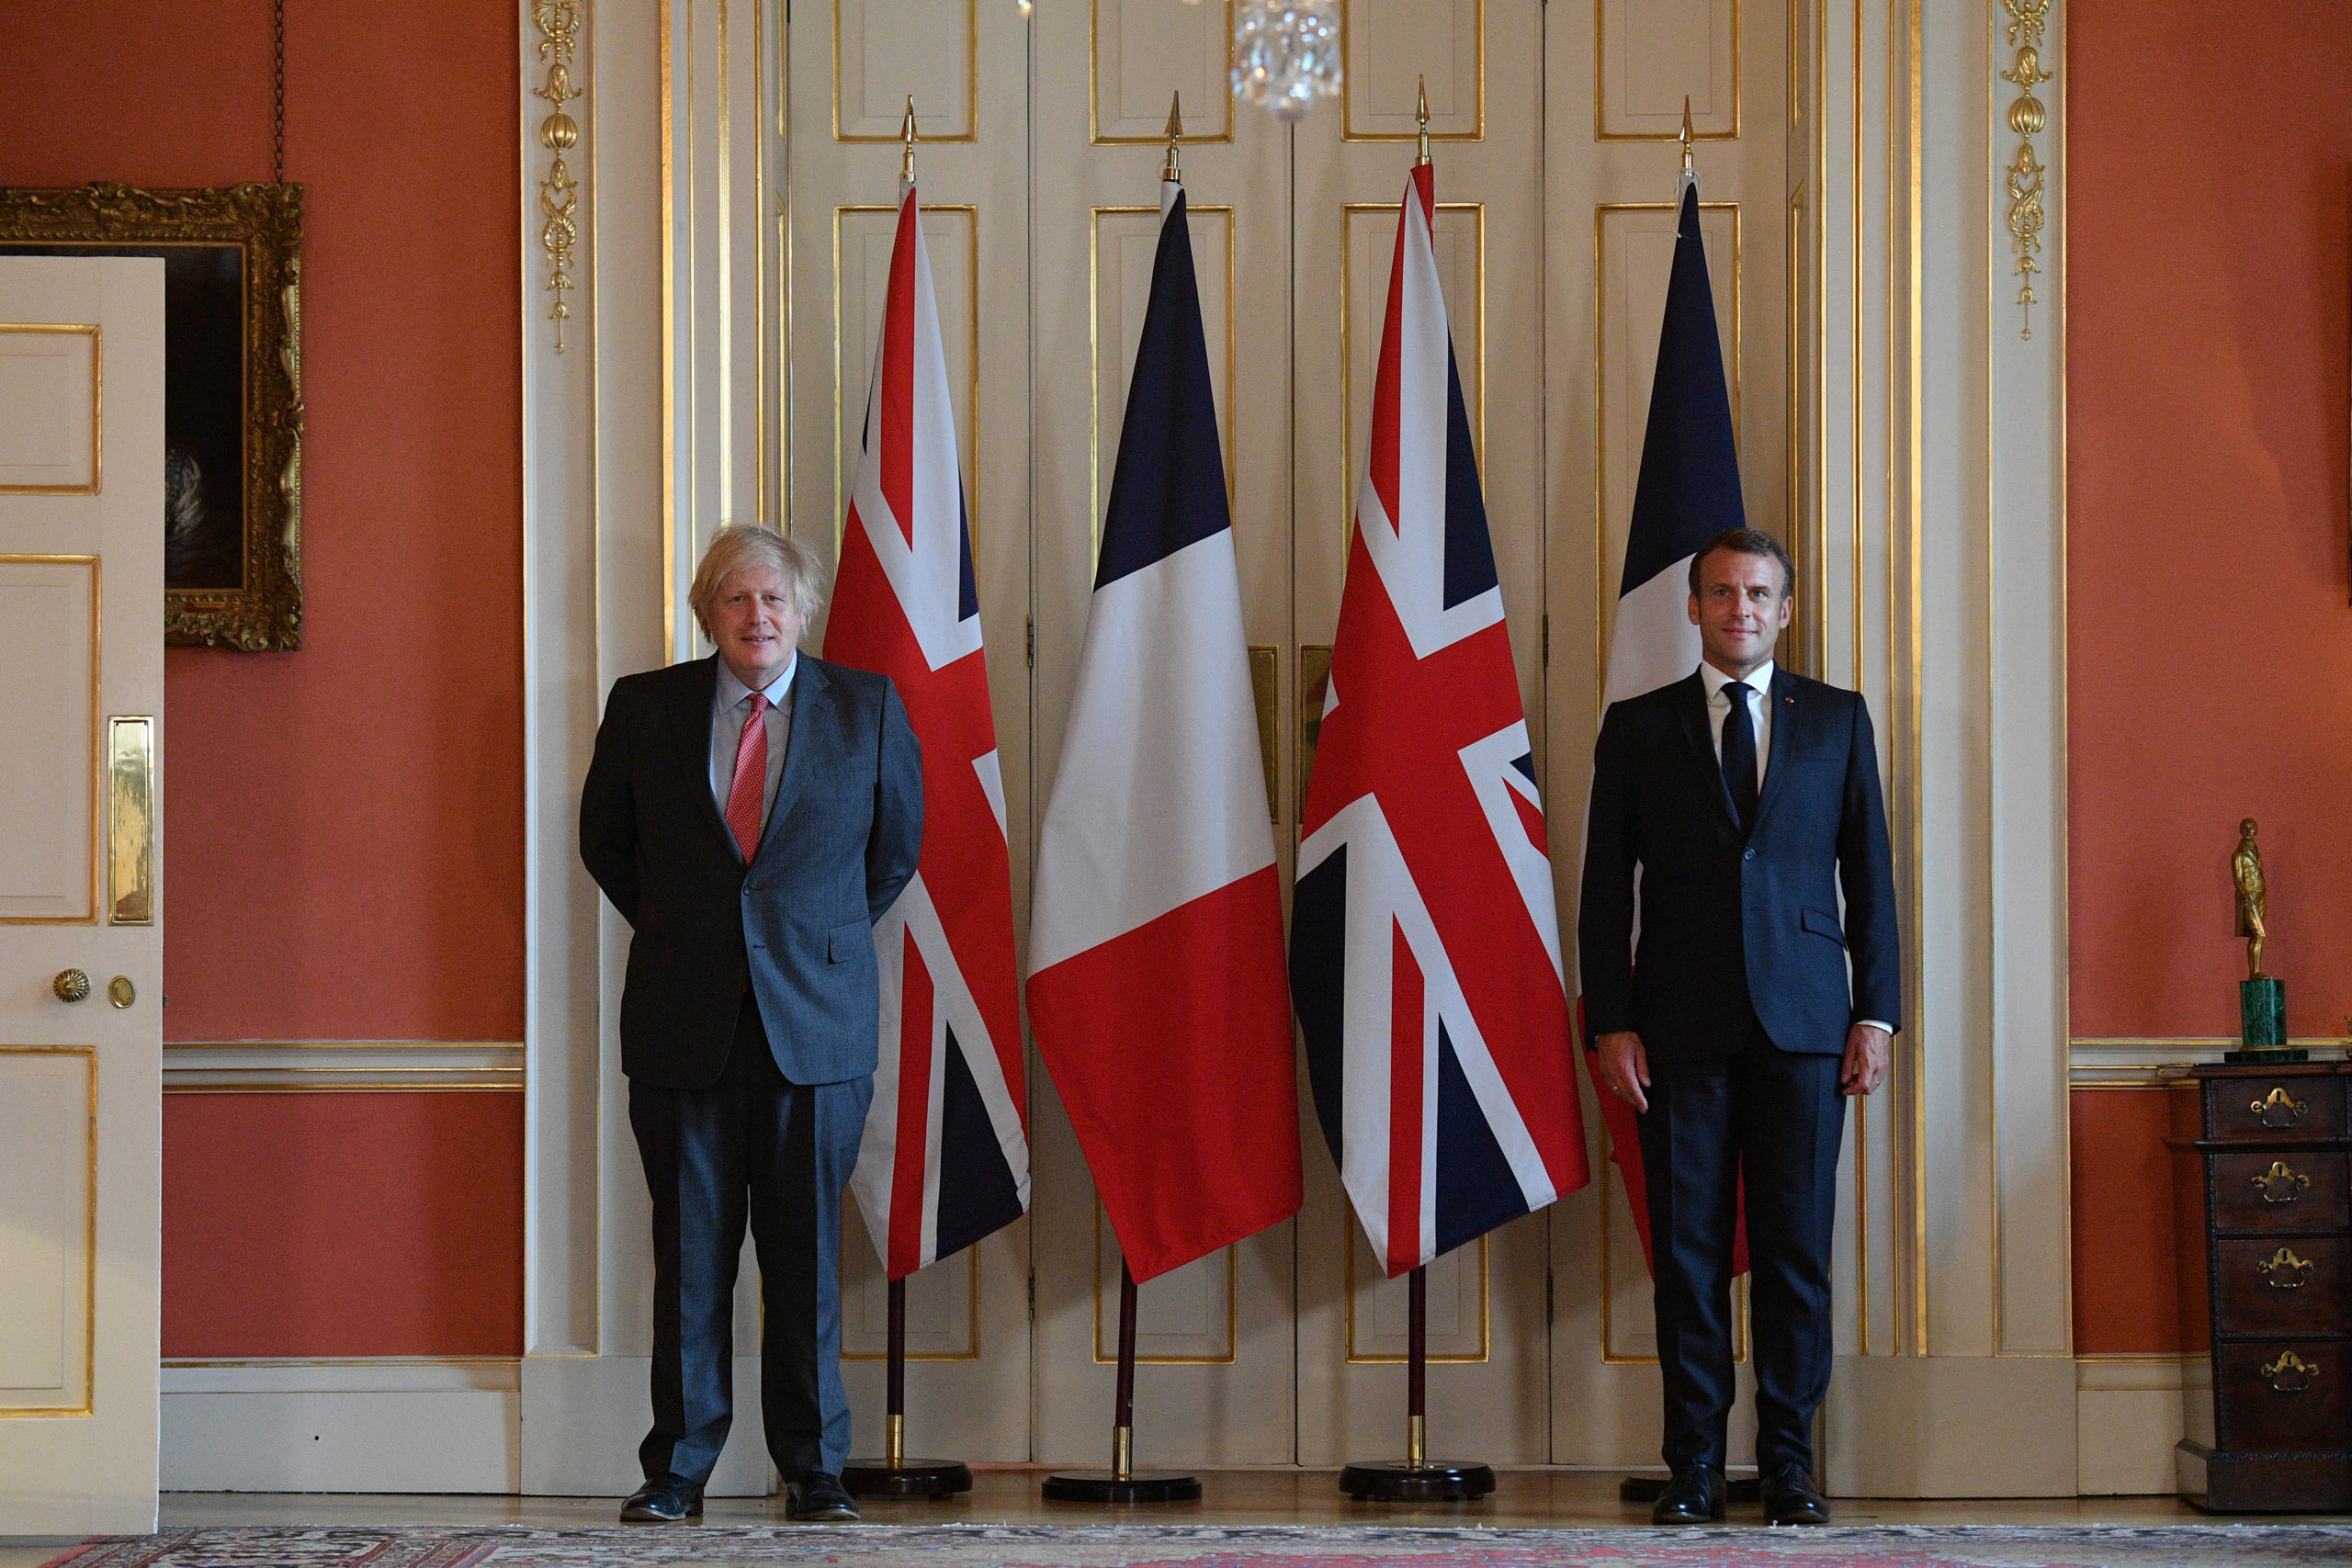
[40,1525,2352,1568]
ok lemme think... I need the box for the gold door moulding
[1590,202,1741,712]
[831,205,980,553]
[532,0,584,354]
[1343,1224,1487,1363]
[1340,0,1486,142]
[1998,0,2051,339]
[834,0,978,142]
[1593,0,1741,141]
[842,1245,982,1362]
[0,182,306,649]
[1340,202,1485,543]
[1091,1201,1239,1364]
[1091,0,1236,145]
[0,553,100,927]
[1090,203,1238,557]
[0,1044,96,1417]
[106,716,153,925]
[0,323,99,494]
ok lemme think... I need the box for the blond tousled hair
[688,523,828,641]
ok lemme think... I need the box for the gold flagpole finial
[1163,90,1183,181]
[1415,73,1431,166]
[1679,95,1694,177]
[901,96,919,182]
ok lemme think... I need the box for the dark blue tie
[1721,680,1758,833]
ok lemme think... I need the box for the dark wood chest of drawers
[2173,1064,2352,1511]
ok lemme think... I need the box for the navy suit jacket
[579,652,923,1089]
[1577,666,1901,1059]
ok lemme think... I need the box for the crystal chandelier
[1231,0,1343,123]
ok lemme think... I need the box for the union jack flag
[1291,164,1589,1278]
[827,184,1030,1279]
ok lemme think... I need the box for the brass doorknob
[52,968,91,1003]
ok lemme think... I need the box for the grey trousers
[628,993,873,1484]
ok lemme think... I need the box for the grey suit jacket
[579,652,924,1088]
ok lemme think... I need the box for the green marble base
[2228,977,2298,1064]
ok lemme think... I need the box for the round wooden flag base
[1616,1473,1762,1504]
[1041,1468,1203,1504]
[1339,1461,1496,1502]
[841,1459,973,1498]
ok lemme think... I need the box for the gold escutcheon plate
[107,975,135,1009]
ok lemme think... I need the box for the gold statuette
[2233,818,2267,979]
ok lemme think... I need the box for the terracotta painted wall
[163,1093,525,1358]
[2067,0,2352,1352]
[1,0,525,1355]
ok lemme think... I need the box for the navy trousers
[628,992,872,1484]
[1634,1025,1845,1477]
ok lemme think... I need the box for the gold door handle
[2250,1087,2310,1128]
[2256,1247,2316,1288]
[2254,1161,2312,1204]
[52,968,91,1003]
[2262,1351,2321,1393]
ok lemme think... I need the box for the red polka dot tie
[724,693,769,863]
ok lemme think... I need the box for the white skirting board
[1823,1356,2081,1496]
[2075,1357,2197,1497]
[159,1358,775,1497]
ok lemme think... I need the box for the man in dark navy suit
[1578,527,1900,1528]
[581,525,922,1525]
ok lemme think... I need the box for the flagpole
[1337,1265,1495,1502]
[1042,1260,1202,1503]
[842,1276,977,1499]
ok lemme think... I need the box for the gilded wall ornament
[2000,0,2053,340]
[534,0,584,353]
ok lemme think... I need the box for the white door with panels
[0,256,166,1533]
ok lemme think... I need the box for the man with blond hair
[582,523,922,1524]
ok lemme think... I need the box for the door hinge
[1541,615,1551,669]
[1544,1267,1555,1328]
[1026,614,1035,669]
[1027,1270,1037,1319]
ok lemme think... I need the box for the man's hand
[1840,1022,1891,1096]
[1596,1031,1650,1113]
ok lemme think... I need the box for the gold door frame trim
[1589,203,1741,714]
[0,323,100,495]
[1343,1224,1487,1364]
[1591,0,1743,142]
[831,205,980,555]
[1091,1202,1239,1365]
[832,0,980,143]
[0,553,101,927]
[1089,203,1238,559]
[0,1044,96,1417]
[1340,201,1485,544]
[1089,0,1236,145]
[842,1248,984,1361]
[1340,0,1487,143]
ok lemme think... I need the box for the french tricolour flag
[829,182,1031,1280]
[1290,162,1589,1278]
[1579,174,1749,1277]
[1026,176,1303,1285]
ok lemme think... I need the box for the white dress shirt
[711,654,797,840]
[1697,657,1773,792]
[1696,657,1892,1039]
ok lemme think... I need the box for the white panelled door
[0,256,165,1533]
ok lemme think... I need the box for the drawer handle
[2249,1087,2310,1128]
[2262,1351,2321,1394]
[2254,1161,2312,1204]
[2256,1247,2316,1288]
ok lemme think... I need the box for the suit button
[1744,848,1756,861]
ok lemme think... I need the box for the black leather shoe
[1761,1465,1831,1526]
[620,1474,704,1523]
[786,1471,861,1522]
[1649,1464,1726,1525]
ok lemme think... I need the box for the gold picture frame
[0,182,304,650]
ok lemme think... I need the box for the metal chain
[272,0,287,184]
